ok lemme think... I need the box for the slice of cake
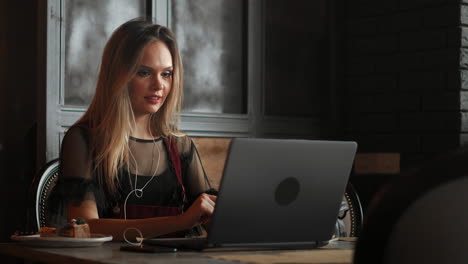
[57,218,91,238]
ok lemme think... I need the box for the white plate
[10,234,113,248]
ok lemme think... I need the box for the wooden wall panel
[192,137,232,190]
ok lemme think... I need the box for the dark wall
[0,1,38,241]
[342,0,464,169]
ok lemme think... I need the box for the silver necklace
[130,139,161,198]
[124,138,161,220]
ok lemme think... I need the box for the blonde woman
[49,19,217,241]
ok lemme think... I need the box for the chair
[334,182,363,238]
[354,146,468,264]
[383,176,468,264]
[32,158,60,229]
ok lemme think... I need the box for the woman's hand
[180,193,217,229]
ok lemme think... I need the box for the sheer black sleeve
[47,125,108,226]
[178,136,217,204]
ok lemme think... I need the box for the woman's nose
[152,77,164,91]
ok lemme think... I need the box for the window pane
[64,0,146,106]
[171,0,246,114]
[264,0,330,117]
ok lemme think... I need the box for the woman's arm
[68,193,217,241]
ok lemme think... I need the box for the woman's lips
[144,96,161,104]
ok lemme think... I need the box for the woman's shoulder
[167,134,193,155]
[63,121,91,143]
[73,120,90,129]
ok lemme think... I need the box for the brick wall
[343,0,464,168]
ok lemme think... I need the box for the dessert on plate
[40,218,91,238]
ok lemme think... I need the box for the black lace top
[48,124,214,227]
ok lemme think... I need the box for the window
[64,0,147,106]
[171,0,247,114]
[39,0,334,161]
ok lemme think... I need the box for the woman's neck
[132,114,157,139]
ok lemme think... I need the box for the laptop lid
[207,138,357,247]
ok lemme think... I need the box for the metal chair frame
[336,183,363,237]
[34,158,60,229]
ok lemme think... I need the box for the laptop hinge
[215,241,325,249]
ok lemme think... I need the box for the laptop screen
[208,138,357,246]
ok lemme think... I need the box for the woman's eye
[161,71,173,78]
[136,70,151,77]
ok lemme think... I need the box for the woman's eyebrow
[161,65,174,70]
[139,64,173,70]
[138,65,154,71]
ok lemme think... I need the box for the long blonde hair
[77,19,184,195]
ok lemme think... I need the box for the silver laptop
[145,138,357,250]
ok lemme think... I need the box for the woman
[49,19,217,241]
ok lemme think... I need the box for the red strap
[163,137,187,204]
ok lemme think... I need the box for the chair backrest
[354,146,468,264]
[335,182,363,238]
[34,159,59,229]
[383,176,468,264]
[344,183,363,237]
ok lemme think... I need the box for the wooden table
[0,240,355,264]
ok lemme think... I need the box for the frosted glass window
[171,0,246,114]
[64,0,146,106]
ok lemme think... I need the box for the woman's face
[129,40,173,118]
